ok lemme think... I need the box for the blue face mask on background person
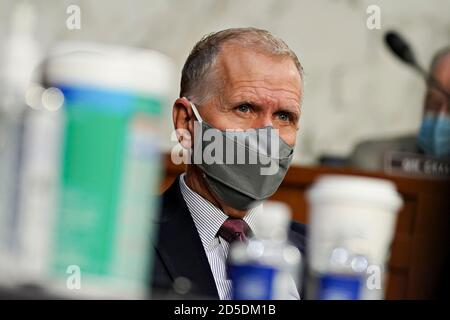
[418,112,450,158]
[434,115,450,157]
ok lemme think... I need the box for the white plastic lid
[45,41,174,97]
[307,174,403,212]
[255,201,292,240]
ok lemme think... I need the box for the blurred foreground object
[0,24,175,298]
[305,175,402,300]
[0,1,55,287]
[43,42,174,298]
[228,201,302,300]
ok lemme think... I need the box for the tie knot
[218,218,251,243]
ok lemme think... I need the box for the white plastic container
[306,175,403,300]
[42,42,174,299]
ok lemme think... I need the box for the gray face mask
[188,101,294,210]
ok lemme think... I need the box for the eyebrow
[229,99,301,114]
[275,104,301,115]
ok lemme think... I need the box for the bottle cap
[255,201,291,241]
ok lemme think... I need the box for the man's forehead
[216,43,302,90]
[217,45,298,75]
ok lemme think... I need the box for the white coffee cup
[306,174,403,299]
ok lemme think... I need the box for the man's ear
[173,97,195,148]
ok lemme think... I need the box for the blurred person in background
[150,28,306,300]
[349,47,450,171]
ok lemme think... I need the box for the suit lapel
[154,177,219,299]
[288,221,307,255]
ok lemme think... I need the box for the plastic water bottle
[0,2,46,287]
[228,201,302,300]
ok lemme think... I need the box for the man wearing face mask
[151,28,306,300]
[350,47,450,171]
[417,48,450,157]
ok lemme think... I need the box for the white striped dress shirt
[179,173,259,300]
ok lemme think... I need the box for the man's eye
[237,104,251,113]
[276,112,290,122]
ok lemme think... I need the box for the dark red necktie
[218,218,251,243]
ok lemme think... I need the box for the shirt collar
[179,173,260,248]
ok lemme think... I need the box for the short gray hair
[180,27,304,104]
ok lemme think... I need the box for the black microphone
[385,31,417,67]
[384,31,450,100]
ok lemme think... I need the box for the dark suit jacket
[150,176,307,299]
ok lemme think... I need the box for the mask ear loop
[184,98,207,178]
[186,99,203,123]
